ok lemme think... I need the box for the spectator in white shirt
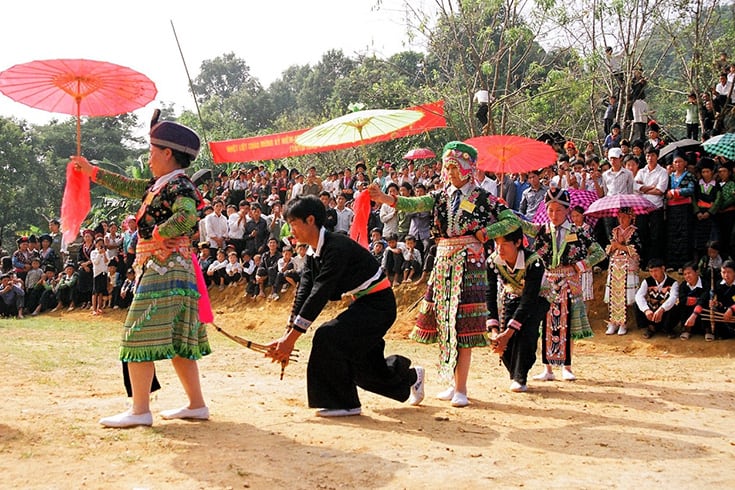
[205,199,229,254]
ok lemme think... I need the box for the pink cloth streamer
[60,161,91,246]
[191,254,214,323]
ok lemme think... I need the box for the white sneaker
[160,406,210,420]
[605,323,618,335]
[510,381,528,392]
[99,410,153,428]
[562,368,576,381]
[532,371,555,381]
[408,366,425,406]
[436,387,455,400]
[315,407,362,417]
[451,392,469,407]
[617,326,628,335]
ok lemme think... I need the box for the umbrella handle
[75,94,82,157]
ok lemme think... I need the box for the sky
[0,0,425,126]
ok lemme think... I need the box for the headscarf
[441,141,478,182]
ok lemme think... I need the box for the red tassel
[349,191,371,249]
[60,161,91,246]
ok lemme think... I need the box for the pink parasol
[403,147,436,160]
[583,193,656,218]
[533,188,600,227]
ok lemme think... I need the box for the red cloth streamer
[349,191,372,248]
[191,254,214,323]
[60,161,91,246]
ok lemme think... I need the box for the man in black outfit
[266,195,425,417]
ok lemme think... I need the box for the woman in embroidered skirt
[370,142,519,407]
[532,188,606,382]
[603,208,642,335]
[666,153,697,270]
[72,113,210,428]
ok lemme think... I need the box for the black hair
[681,261,698,272]
[647,257,665,269]
[502,227,524,246]
[386,182,399,192]
[723,259,735,271]
[284,195,326,228]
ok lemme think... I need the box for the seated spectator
[368,227,388,253]
[689,259,735,341]
[245,254,263,298]
[382,234,406,285]
[416,244,437,285]
[207,249,229,290]
[697,240,727,286]
[635,258,680,339]
[225,251,244,286]
[255,238,281,299]
[401,235,422,283]
[117,268,137,309]
[0,273,25,318]
[271,246,300,300]
[53,262,79,311]
[197,242,214,287]
[678,262,706,340]
[30,265,59,316]
[371,241,386,265]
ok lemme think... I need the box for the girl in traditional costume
[369,142,519,407]
[73,112,210,428]
[604,207,642,335]
[532,188,606,381]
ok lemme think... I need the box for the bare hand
[368,184,389,203]
[492,328,514,354]
[70,155,94,176]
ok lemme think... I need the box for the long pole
[170,20,212,163]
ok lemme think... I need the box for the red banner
[208,100,446,164]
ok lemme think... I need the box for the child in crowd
[90,237,109,315]
[118,268,137,309]
[245,254,262,298]
[635,258,679,339]
[382,234,405,285]
[225,251,243,287]
[207,249,228,290]
[401,235,422,283]
[106,259,121,309]
[53,262,79,311]
[678,262,705,340]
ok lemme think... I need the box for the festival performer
[687,259,735,341]
[369,141,520,407]
[532,188,606,382]
[604,208,642,336]
[72,113,210,428]
[486,220,549,393]
[265,195,425,417]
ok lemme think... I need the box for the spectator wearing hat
[601,147,635,240]
[532,187,605,382]
[645,121,666,152]
[693,158,720,260]
[76,229,95,309]
[603,123,622,153]
[634,146,669,265]
[666,153,697,271]
[0,273,25,319]
[370,141,521,408]
[12,236,34,281]
[72,111,210,428]
[635,258,679,339]
[53,262,79,311]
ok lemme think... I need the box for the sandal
[679,331,691,340]
[705,332,715,342]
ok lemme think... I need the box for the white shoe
[436,387,455,401]
[605,323,618,335]
[532,371,555,381]
[99,410,153,428]
[408,366,425,406]
[315,407,362,417]
[510,381,528,392]
[562,369,576,381]
[617,326,628,335]
[160,406,210,420]
[451,392,469,407]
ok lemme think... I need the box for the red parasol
[403,147,436,160]
[0,58,157,156]
[465,134,557,174]
[0,58,157,245]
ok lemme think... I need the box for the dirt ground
[2,275,735,490]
